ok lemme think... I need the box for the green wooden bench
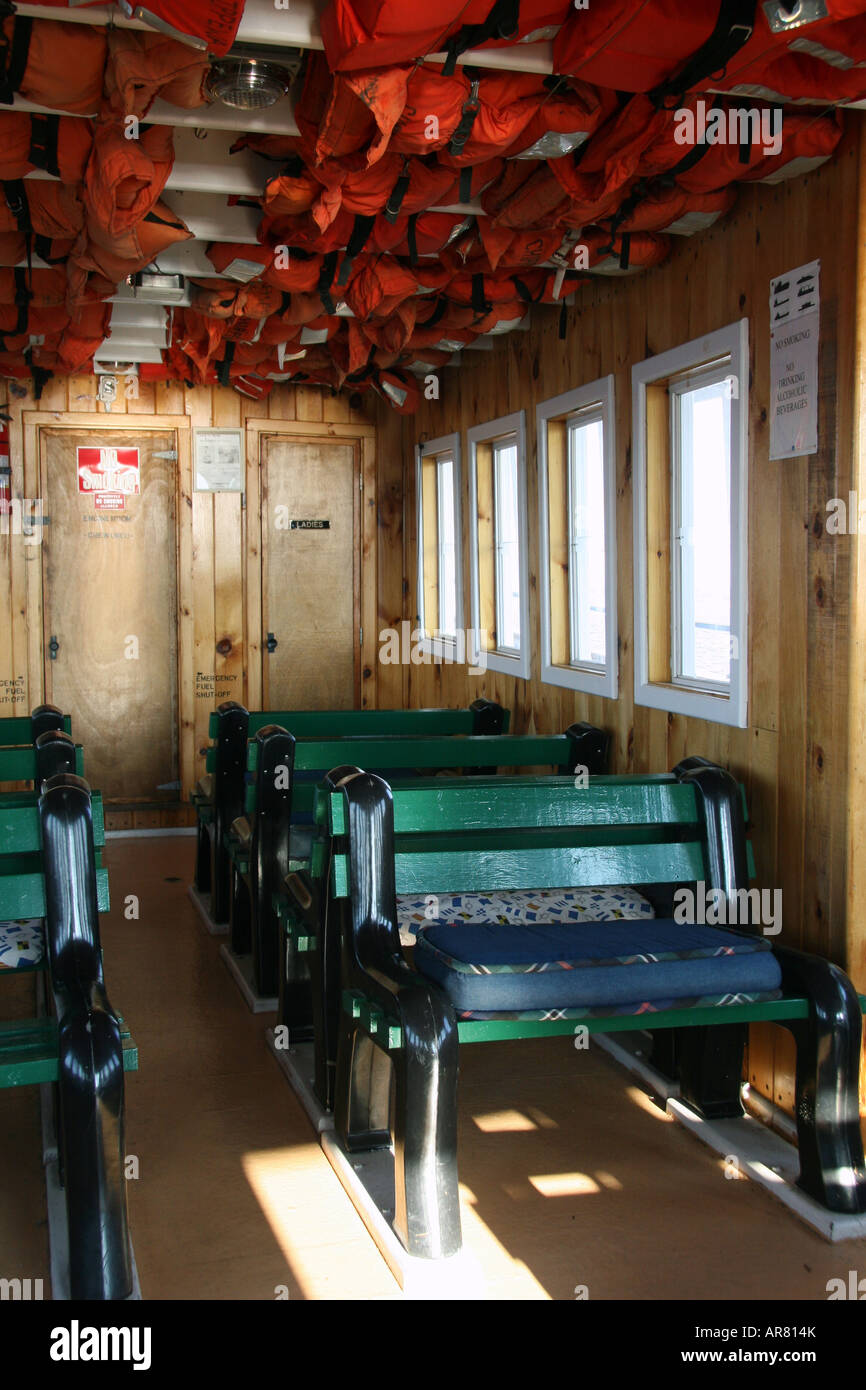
[192,699,511,924]
[0,705,70,746]
[0,774,136,1299]
[0,736,84,791]
[307,759,866,1259]
[253,723,609,1094]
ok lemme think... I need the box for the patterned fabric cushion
[0,919,44,970]
[413,918,782,1018]
[397,886,654,946]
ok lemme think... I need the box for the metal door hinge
[152,450,178,460]
[359,627,363,646]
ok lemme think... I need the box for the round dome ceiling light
[205,58,293,110]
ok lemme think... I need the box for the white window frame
[537,375,618,698]
[416,433,464,662]
[467,410,530,680]
[632,319,749,729]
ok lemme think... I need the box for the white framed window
[632,319,748,728]
[416,433,463,659]
[537,375,617,698]
[467,411,530,679]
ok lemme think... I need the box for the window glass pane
[436,454,457,638]
[568,416,606,666]
[676,379,732,685]
[494,440,521,651]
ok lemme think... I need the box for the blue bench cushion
[413,919,783,1020]
[0,919,44,970]
[397,886,654,946]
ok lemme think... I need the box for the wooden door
[261,436,360,710]
[40,428,179,802]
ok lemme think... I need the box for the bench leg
[59,1009,132,1300]
[194,822,211,894]
[391,1003,461,1260]
[677,1022,747,1120]
[775,947,866,1213]
[230,867,252,957]
[334,1017,391,1151]
[210,830,231,924]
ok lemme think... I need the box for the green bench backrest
[210,707,505,740]
[324,775,756,899]
[0,714,72,744]
[245,735,579,818]
[0,745,85,783]
[0,794,108,919]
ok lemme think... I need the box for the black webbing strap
[22,346,51,401]
[407,213,419,267]
[384,158,411,223]
[13,265,30,306]
[317,249,339,313]
[661,97,727,180]
[279,291,291,315]
[618,232,631,271]
[449,72,482,157]
[422,295,449,330]
[0,14,30,106]
[336,213,376,287]
[512,276,542,304]
[3,178,29,233]
[650,0,757,108]
[442,0,520,76]
[33,234,63,265]
[459,166,473,203]
[217,340,235,387]
[471,272,490,317]
[28,113,60,179]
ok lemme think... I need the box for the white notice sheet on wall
[194,428,243,492]
[769,259,819,460]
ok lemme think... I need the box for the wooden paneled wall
[0,374,384,825]
[381,123,864,1112]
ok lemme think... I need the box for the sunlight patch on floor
[242,1146,401,1301]
[472,1109,539,1133]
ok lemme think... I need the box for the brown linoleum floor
[3,832,866,1301]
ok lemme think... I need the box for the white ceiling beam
[94,341,165,363]
[13,94,299,137]
[161,192,262,245]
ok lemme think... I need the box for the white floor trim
[187,883,229,936]
[40,1082,142,1300]
[219,944,278,1013]
[320,1130,484,1299]
[593,1033,866,1243]
[264,1032,334,1132]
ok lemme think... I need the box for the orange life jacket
[0,113,92,183]
[189,278,284,320]
[320,0,572,73]
[0,180,85,242]
[120,0,246,58]
[0,15,107,115]
[101,29,210,118]
[631,99,845,192]
[606,184,738,236]
[295,53,407,168]
[389,67,609,168]
[0,231,74,266]
[72,200,192,285]
[0,266,67,306]
[553,0,866,105]
[84,121,175,238]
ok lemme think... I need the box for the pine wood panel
[383,128,864,1114]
